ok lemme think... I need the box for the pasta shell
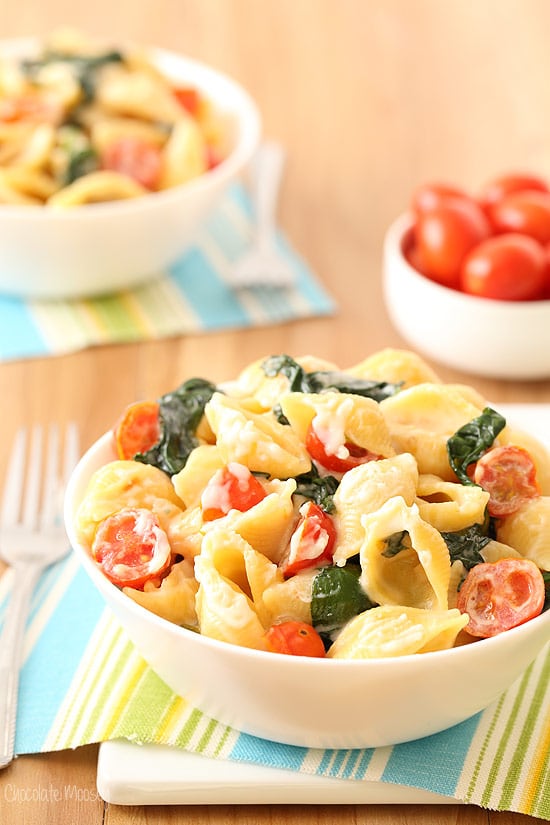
[498,425,550,495]
[359,496,450,611]
[415,473,490,532]
[123,559,199,628]
[172,444,225,508]
[262,568,316,626]
[332,453,418,565]
[205,392,311,478]
[345,348,441,388]
[327,605,468,659]
[496,497,550,570]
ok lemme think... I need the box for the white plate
[97,740,458,805]
[96,404,549,805]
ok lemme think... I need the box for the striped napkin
[1,405,549,818]
[0,183,335,362]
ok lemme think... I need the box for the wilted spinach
[311,564,374,636]
[22,50,124,101]
[440,523,492,572]
[136,378,218,475]
[447,407,506,485]
[381,530,410,558]
[293,465,339,512]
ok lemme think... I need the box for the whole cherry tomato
[92,507,172,590]
[413,200,491,288]
[265,621,326,657]
[411,182,472,214]
[457,558,545,638]
[460,233,546,301]
[478,173,549,211]
[489,190,550,245]
[473,444,540,517]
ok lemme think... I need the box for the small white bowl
[383,213,550,380]
[0,39,261,299]
[65,431,550,750]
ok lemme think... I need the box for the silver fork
[0,423,80,769]
[227,140,295,289]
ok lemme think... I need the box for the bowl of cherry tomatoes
[383,173,550,379]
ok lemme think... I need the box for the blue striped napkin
[0,183,335,361]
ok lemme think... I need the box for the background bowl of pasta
[64,350,550,749]
[0,31,261,298]
[383,212,550,380]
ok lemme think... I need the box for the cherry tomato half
[283,501,336,578]
[460,233,547,301]
[473,444,540,517]
[102,137,162,190]
[306,422,380,474]
[411,182,472,215]
[92,507,172,590]
[478,172,549,212]
[114,400,161,460]
[173,87,201,116]
[201,462,267,521]
[457,558,545,638]
[413,200,491,288]
[489,190,550,245]
[265,621,326,657]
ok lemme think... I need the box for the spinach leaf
[293,465,339,512]
[447,407,506,485]
[22,50,124,102]
[311,564,374,635]
[381,530,410,558]
[543,571,550,612]
[136,378,217,475]
[441,523,491,572]
[261,354,402,403]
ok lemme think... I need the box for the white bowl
[64,431,550,750]
[383,213,550,380]
[0,39,261,299]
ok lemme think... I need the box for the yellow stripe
[100,657,149,741]
[520,704,550,813]
[153,694,189,743]
[118,291,157,337]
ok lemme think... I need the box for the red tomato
[473,445,540,517]
[92,507,172,590]
[411,182,473,215]
[306,423,380,474]
[265,621,326,657]
[0,94,62,123]
[173,87,201,116]
[489,190,550,245]
[283,501,336,578]
[479,173,549,211]
[201,463,267,521]
[114,400,161,460]
[457,558,545,638]
[102,137,162,190]
[460,233,547,301]
[414,200,491,288]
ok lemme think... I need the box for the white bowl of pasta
[0,31,260,298]
[65,350,550,749]
[383,212,550,380]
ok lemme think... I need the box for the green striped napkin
[0,183,335,361]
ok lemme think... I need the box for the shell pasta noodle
[75,349,550,658]
[0,29,229,206]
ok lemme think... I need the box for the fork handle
[252,140,286,252]
[0,563,41,769]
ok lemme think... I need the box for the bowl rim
[385,211,550,311]
[65,430,550,672]
[0,36,262,220]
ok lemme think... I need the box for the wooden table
[1,1,549,822]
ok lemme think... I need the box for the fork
[0,424,80,769]
[227,140,295,289]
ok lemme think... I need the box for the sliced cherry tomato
[460,233,546,301]
[413,200,491,288]
[92,507,172,590]
[102,137,162,190]
[283,501,336,578]
[473,445,540,517]
[479,173,549,212]
[411,182,473,215]
[489,190,550,245]
[457,558,545,638]
[114,400,161,460]
[265,621,326,657]
[173,87,201,116]
[306,422,380,474]
[201,462,267,521]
